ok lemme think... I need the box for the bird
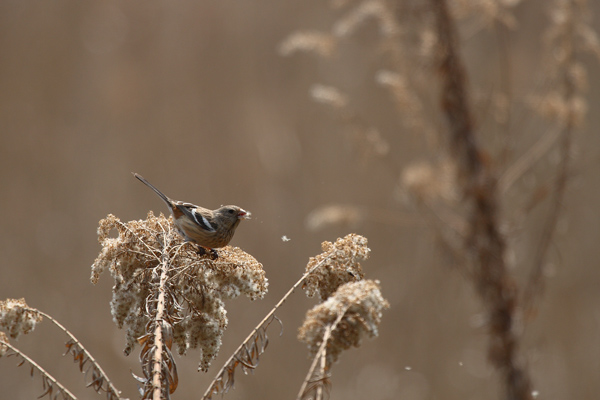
[133,173,250,257]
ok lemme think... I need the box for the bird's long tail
[133,173,174,208]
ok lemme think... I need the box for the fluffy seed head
[298,280,389,366]
[304,234,369,300]
[0,298,42,340]
[91,212,268,370]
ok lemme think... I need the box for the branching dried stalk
[29,309,122,400]
[296,236,387,400]
[0,298,122,400]
[203,234,381,400]
[522,0,582,310]
[1,339,77,400]
[296,311,343,400]
[92,212,268,398]
[138,236,178,400]
[280,1,599,399]
[297,279,388,400]
[498,126,562,194]
[430,0,533,399]
[201,256,331,400]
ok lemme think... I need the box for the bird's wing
[176,204,217,232]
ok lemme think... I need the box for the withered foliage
[0,339,77,400]
[431,0,534,398]
[303,234,369,301]
[0,298,42,339]
[204,234,386,400]
[297,280,388,400]
[522,0,595,310]
[281,0,600,399]
[91,212,268,397]
[64,338,121,399]
[202,314,279,400]
[299,280,388,365]
[0,299,112,400]
[296,236,388,400]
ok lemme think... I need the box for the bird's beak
[238,209,251,219]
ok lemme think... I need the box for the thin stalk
[152,246,170,400]
[25,308,121,399]
[296,310,345,400]
[202,257,332,400]
[1,340,77,400]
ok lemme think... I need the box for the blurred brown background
[1,1,599,399]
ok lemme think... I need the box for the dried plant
[2,206,387,400]
[294,235,388,400]
[1,339,77,400]
[430,1,534,398]
[297,280,389,400]
[306,204,416,231]
[0,298,42,340]
[521,0,596,310]
[302,234,369,301]
[91,212,268,398]
[0,298,120,400]
[203,233,386,400]
[200,313,279,400]
[280,0,599,399]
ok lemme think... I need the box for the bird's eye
[227,208,235,214]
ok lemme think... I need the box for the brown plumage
[133,173,250,251]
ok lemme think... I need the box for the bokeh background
[1,1,599,399]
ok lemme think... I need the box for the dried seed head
[304,234,369,300]
[401,159,458,202]
[305,205,364,231]
[310,84,348,109]
[0,298,42,339]
[298,280,389,366]
[279,31,337,57]
[91,212,268,370]
[333,1,399,38]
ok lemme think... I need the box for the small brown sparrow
[133,173,250,256]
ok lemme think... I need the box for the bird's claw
[195,245,219,260]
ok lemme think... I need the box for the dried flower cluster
[299,280,388,366]
[281,1,400,168]
[305,205,364,231]
[91,212,268,372]
[0,298,42,340]
[280,0,600,399]
[401,158,458,203]
[528,0,598,128]
[333,0,399,38]
[0,298,121,399]
[279,31,336,57]
[303,234,369,300]
[296,235,387,400]
[309,85,348,109]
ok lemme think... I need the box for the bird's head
[215,205,251,227]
